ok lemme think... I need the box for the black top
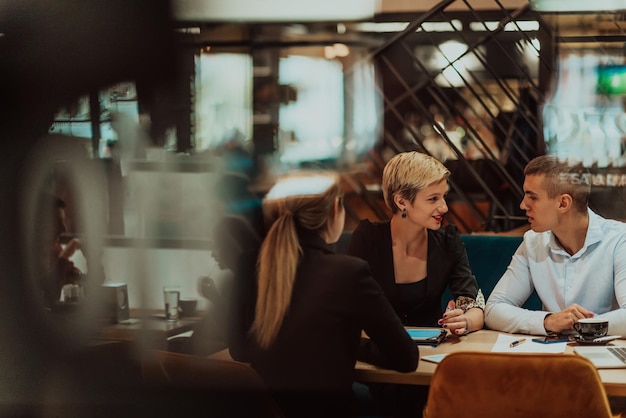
[397,279,427,315]
[347,220,478,327]
[228,227,418,417]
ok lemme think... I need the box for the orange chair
[142,350,284,417]
[423,352,617,418]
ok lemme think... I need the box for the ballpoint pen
[509,338,527,348]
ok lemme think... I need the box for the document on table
[491,333,567,353]
[422,354,448,364]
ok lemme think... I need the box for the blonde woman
[349,151,484,332]
[237,171,418,418]
[347,151,484,416]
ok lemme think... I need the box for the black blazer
[228,227,418,417]
[347,220,478,327]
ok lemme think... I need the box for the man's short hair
[524,155,590,213]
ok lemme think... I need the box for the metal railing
[342,0,551,232]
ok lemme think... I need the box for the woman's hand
[438,300,469,335]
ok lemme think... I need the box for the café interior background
[2,0,626,414]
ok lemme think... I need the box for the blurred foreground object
[0,1,177,416]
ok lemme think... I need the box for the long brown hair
[251,171,342,349]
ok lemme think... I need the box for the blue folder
[406,328,447,346]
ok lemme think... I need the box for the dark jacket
[229,227,418,417]
[347,220,478,327]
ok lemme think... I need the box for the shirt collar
[548,208,600,257]
[584,208,604,248]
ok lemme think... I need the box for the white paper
[422,354,447,364]
[491,334,567,353]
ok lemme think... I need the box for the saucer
[569,335,612,345]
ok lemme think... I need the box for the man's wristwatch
[543,313,553,334]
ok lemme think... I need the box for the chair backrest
[142,350,284,417]
[423,352,613,418]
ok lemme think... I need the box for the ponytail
[250,172,341,349]
[251,212,301,349]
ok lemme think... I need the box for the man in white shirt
[485,155,626,336]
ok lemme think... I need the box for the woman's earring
[401,208,407,219]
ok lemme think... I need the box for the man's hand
[544,304,595,333]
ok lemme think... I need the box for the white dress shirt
[485,209,626,336]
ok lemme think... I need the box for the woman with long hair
[238,171,418,417]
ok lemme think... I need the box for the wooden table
[99,309,202,349]
[354,329,626,397]
[208,329,626,396]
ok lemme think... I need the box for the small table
[99,309,202,350]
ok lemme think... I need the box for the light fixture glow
[324,45,336,59]
[175,27,201,34]
[469,21,539,32]
[438,41,468,63]
[469,21,499,31]
[353,22,409,32]
[354,19,462,33]
[530,0,626,12]
[333,43,350,58]
[173,0,379,22]
[324,44,350,59]
[418,20,463,32]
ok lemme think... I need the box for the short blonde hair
[382,151,450,214]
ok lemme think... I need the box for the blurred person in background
[40,195,83,307]
[173,214,263,356]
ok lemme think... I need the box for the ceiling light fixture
[530,0,626,12]
[172,0,379,22]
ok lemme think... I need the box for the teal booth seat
[441,234,542,312]
[335,231,542,313]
